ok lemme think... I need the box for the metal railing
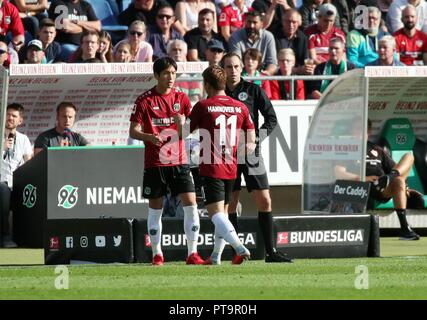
[178,75,340,100]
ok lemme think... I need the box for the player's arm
[334,164,361,181]
[256,86,278,137]
[245,128,256,154]
[129,121,163,146]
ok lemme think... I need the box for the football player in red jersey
[177,64,256,264]
[129,57,205,266]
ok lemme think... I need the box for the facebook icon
[65,237,74,248]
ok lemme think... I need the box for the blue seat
[119,0,132,12]
[85,0,128,33]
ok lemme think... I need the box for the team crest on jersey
[144,187,151,195]
[238,92,248,101]
[173,103,180,112]
[416,40,423,47]
[370,149,378,157]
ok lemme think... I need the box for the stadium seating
[85,0,128,33]
[375,118,427,209]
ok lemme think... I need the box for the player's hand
[149,134,163,146]
[3,137,13,150]
[173,113,186,126]
[245,142,256,155]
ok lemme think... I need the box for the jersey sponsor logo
[238,92,248,101]
[173,103,180,112]
[276,229,364,247]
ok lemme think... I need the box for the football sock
[396,209,409,230]
[211,212,242,250]
[183,205,200,256]
[147,207,163,257]
[228,212,238,231]
[258,211,275,256]
[211,229,226,264]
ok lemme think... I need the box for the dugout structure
[303,67,427,229]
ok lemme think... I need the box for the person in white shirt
[0,103,33,248]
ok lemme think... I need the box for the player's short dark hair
[56,101,77,114]
[203,65,226,91]
[7,103,24,116]
[80,30,100,44]
[245,10,263,20]
[199,8,215,17]
[153,57,177,75]
[39,18,55,29]
[221,52,243,68]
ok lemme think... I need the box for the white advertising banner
[7,63,207,145]
[261,101,316,185]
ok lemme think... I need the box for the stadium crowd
[1,0,427,99]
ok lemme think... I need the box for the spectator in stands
[113,41,132,62]
[184,8,227,62]
[10,0,49,39]
[98,31,113,63]
[367,35,405,66]
[218,0,251,42]
[346,6,389,68]
[24,39,45,64]
[394,4,427,65]
[270,48,305,100]
[387,0,427,34]
[253,0,295,31]
[308,37,354,99]
[205,38,226,65]
[0,41,10,68]
[114,20,153,62]
[48,0,101,61]
[167,39,202,102]
[304,3,345,65]
[0,0,25,53]
[274,8,312,74]
[175,0,217,33]
[37,18,62,63]
[148,3,184,60]
[229,10,278,75]
[299,0,324,29]
[332,0,378,34]
[119,0,186,35]
[69,30,103,63]
[34,101,90,155]
[242,48,272,97]
[335,119,422,241]
[1,103,33,248]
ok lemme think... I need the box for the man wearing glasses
[147,2,184,60]
[346,6,389,68]
[0,41,9,68]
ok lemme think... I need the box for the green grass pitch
[0,238,426,300]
